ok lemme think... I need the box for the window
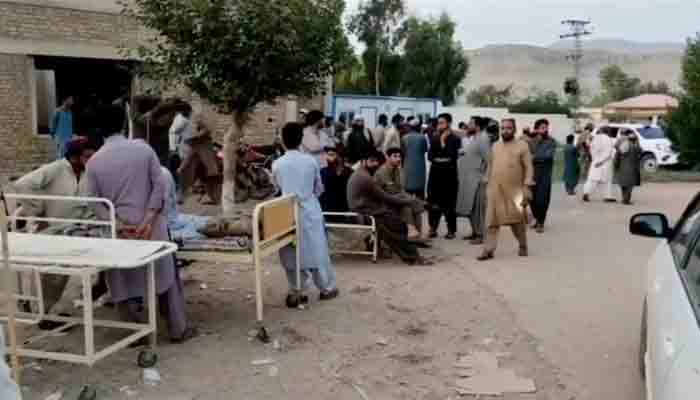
[670,197,700,265]
[681,234,700,316]
[638,126,667,140]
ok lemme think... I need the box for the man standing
[87,105,195,344]
[530,119,557,233]
[175,110,220,205]
[50,96,75,160]
[382,114,403,153]
[402,118,428,199]
[12,138,99,329]
[478,119,534,261]
[375,148,427,240]
[345,116,375,166]
[301,110,332,168]
[371,114,389,152]
[582,128,616,203]
[347,151,432,265]
[427,113,461,239]
[273,122,339,307]
[614,130,642,205]
[563,134,580,195]
[456,116,491,244]
[577,124,595,179]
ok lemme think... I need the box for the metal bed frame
[324,212,378,263]
[178,194,301,342]
[0,193,176,386]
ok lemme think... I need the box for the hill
[462,41,683,103]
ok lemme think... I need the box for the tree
[348,0,405,96]
[466,84,512,107]
[599,64,641,102]
[639,81,671,95]
[399,14,469,106]
[123,0,348,214]
[668,34,700,166]
[508,91,571,115]
[334,55,371,94]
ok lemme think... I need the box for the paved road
[439,183,697,400]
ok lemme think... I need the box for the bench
[324,212,378,263]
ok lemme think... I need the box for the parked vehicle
[592,123,679,172]
[631,193,700,400]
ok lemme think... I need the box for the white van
[591,124,679,172]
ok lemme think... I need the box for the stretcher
[177,194,301,342]
[0,193,176,389]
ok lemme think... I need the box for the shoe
[477,252,494,261]
[285,293,309,308]
[622,200,633,206]
[429,231,438,239]
[445,233,456,240]
[463,234,477,241]
[410,257,434,266]
[320,288,340,301]
[604,198,618,203]
[519,247,529,257]
[171,326,199,344]
[535,225,544,234]
[469,237,484,245]
[582,194,590,202]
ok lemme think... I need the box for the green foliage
[121,0,349,115]
[667,96,700,165]
[682,34,700,98]
[599,64,641,102]
[508,91,571,115]
[334,55,371,94]
[639,81,671,95]
[466,84,512,107]
[399,14,469,106]
[361,47,403,96]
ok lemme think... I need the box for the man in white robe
[583,131,616,202]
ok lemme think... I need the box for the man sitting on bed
[11,138,103,330]
[272,122,339,308]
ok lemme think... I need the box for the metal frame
[178,194,301,332]
[324,212,378,263]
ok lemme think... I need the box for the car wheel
[639,299,647,380]
[641,154,658,173]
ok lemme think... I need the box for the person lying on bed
[160,166,210,242]
[11,137,107,330]
[272,122,340,308]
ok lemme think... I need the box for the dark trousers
[428,206,457,234]
[374,212,419,264]
[406,189,425,200]
[621,186,634,203]
[531,181,552,225]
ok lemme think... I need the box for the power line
[560,19,592,133]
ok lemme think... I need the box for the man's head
[306,110,324,128]
[585,123,594,133]
[386,147,402,167]
[378,114,389,127]
[98,104,126,138]
[62,96,74,109]
[391,114,404,127]
[362,150,384,174]
[437,113,453,133]
[352,116,365,130]
[501,118,517,141]
[458,122,467,131]
[325,146,339,164]
[324,117,333,129]
[282,122,304,150]
[566,134,575,145]
[534,118,549,137]
[65,138,98,172]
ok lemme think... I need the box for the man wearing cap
[347,150,433,265]
[345,116,375,166]
[301,110,333,168]
[11,138,100,329]
[402,118,428,199]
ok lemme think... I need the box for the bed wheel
[137,350,158,368]
[256,327,271,343]
[77,385,97,400]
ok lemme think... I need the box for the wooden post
[0,192,20,382]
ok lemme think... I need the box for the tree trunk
[221,112,246,215]
[375,50,381,96]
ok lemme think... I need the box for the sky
[344,0,700,49]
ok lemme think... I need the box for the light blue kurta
[50,110,73,159]
[272,150,335,291]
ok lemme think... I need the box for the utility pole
[560,19,592,133]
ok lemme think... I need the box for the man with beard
[530,119,557,233]
[456,116,491,244]
[345,116,375,166]
[478,119,534,261]
[319,147,353,221]
[347,150,432,265]
[401,118,428,199]
[427,113,461,239]
[301,110,332,168]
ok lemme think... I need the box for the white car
[593,124,679,172]
[631,197,700,400]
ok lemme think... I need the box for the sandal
[477,252,494,261]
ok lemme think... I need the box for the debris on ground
[454,352,536,396]
[142,368,162,386]
[199,283,208,290]
[375,337,389,346]
[119,386,138,397]
[251,359,276,366]
[398,321,428,336]
[268,365,279,377]
[387,303,414,313]
[44,392,62,400]
[390,352,433,365]
[350,285,374,294]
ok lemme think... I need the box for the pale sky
[344,0,700,49]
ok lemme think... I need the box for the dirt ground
[12,183,697,400]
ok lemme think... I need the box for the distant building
[331,95,439,128]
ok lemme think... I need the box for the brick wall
[0,54,52,179]
[0,1,137,46]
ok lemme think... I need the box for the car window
[638,126,666,140]
[681,235,700,317]
[671,197,700,265]
[609,127,620,138]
